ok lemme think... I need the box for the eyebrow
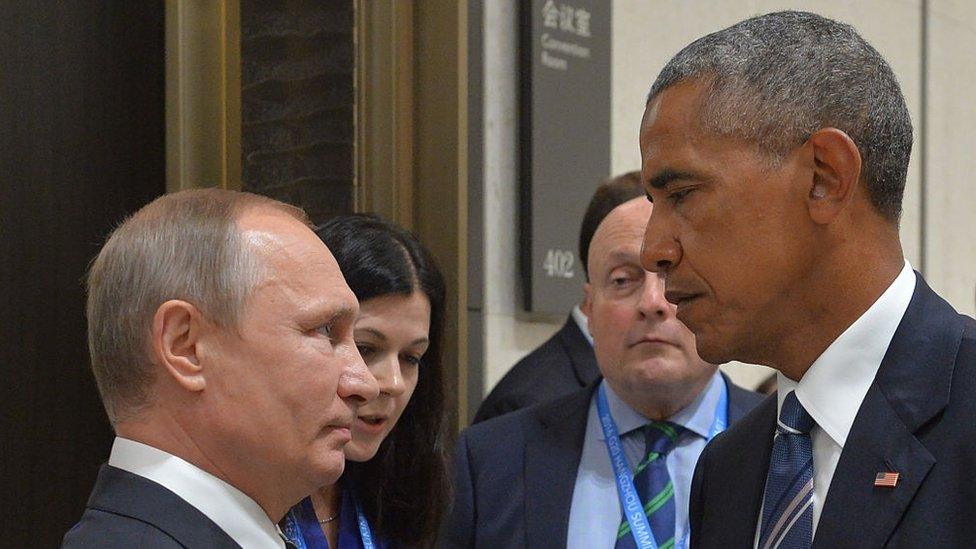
[356,327,430,347]
[647,168,699,190]
[605,248,640,267]
[357,327,387,341]
[303,303,357,328]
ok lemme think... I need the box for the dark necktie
[615,421,684,549]
[758,391,816,549]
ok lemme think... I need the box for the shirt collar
[571,304,593,345]
[109,437,286,549]
[597,370,724,441]
[777,261,916,448]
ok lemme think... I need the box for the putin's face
[582,197,715,403]
[202,209,379,507]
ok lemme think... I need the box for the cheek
[393,371,420,418]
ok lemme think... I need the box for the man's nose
[337,345,379,404]
[372,354,407,398]
[637,271,673,318]
[640,214,681,273]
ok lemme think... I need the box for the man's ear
[581,283,593,319]
[150,300,207,393]
[804,127,862,225]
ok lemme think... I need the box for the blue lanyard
[353,497,375,549]
[597,379,728,549]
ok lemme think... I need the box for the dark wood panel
[0,2,166,545]
[241,0,355,224]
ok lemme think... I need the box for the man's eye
[357,344,376,359]
[668,188,693,204]
[316,323,333,338]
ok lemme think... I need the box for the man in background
[443,188,762,548]
[474,171,643,423]
[64,189,379,547]
[639,11,976,546]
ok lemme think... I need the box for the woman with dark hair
[281,214,450,549]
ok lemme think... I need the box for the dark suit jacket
[689,275,976,548]
[62,464,241,548]
[443,375,763,548]
[474,315,598,423]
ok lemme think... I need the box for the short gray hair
[86,188,310,425]
[647,10,913,222]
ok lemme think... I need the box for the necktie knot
[779,391,814,434]
[643,421,684,456]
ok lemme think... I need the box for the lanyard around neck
[596,380,729,549]
[353,497,375,549]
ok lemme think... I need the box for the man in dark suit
[63,190,378,547]
[443,193,763,548]
[639,11,976,547]
[474,171,644,423]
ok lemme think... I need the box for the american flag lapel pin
[874,471,900,487]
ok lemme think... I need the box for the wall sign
[520,0,612,314]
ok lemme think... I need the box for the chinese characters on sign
[540,0,592,71]
[521,0,610,314]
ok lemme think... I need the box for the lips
[358,414,387,426]
[629,337,677,348]
[354,412,390,434]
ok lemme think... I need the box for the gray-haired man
[64,189,378,547]
[639,11,976,547]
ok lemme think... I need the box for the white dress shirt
[109,437,286,548]
[571,304,594,345]
[568,371,726,548]
[755,261,916,544]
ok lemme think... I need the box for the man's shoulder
[63,465,241,549]
[707,392,777,456]
[463,384,595,457]
[63,507,184,548]
[722,373,766,420]
[474,321,595,422]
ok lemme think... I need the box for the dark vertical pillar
[0,2,166,545]
[240,0,356,225]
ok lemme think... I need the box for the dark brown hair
[315,214,449,547]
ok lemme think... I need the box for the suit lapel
[814,276,962,547]
[716,395,778,545]
[88,465,242,548]
[524,383,596,548]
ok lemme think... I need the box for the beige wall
[482,0,564,392]
[479,0,976,395]
[926,0,976,317]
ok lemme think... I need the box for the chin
[693,331,736,365]
[344,440,381,463]
[306,455,346,490]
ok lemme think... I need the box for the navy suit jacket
[443,375,763,548]
[474,315,598,423]
[689,275,976,548]
[62,464,241,548]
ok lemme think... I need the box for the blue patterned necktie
[615,421,684,549]
[758,391,816,549]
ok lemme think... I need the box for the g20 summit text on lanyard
[353,498,375,549]
[596,382,728,549]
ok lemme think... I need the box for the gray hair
[647,10,913,222]
[86,188,310,425]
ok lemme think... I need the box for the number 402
[543,249,575,278]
